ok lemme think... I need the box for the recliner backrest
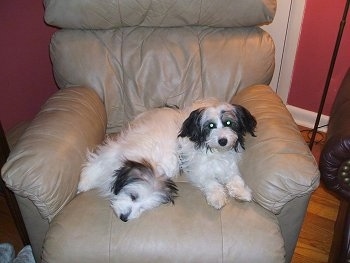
[45,0,277,133]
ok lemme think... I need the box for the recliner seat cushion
[42,183,285,263]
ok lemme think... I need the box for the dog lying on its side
[77,106,183,222]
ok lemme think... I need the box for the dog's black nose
[120,214,129,222]
[218,138,228,146]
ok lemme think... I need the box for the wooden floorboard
[0,193,24,254]
[291,128,340,263]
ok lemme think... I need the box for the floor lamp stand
[309,0,350,150]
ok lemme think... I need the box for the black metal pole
[309,0,350,150]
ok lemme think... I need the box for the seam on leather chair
[220,212,224,263]
[108,209,114,261]
[92,29,126,130]
[119,28,127,130]
[117,0,123,27]
[197,30,204,99]
[197,0,203,25]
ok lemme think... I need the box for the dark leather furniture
[319,68,350,263]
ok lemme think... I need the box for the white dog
[177,99,257,209]
[77,106,183,222]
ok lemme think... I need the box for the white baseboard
[286,105,329,133]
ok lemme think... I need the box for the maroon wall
[288,0,350,115]
[1,0,349,133]
[0,1,57,132]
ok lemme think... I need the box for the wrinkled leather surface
[2,87,107,221]
[50,26,275,133]
[42,184,285,263]
[44,0,276,29]
[320,68,350,200]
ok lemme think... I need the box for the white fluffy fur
[178,139,251,209]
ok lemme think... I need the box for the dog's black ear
[163,179,178,204]
[231,104,257,151]
[233,104,257,137]
[111,160,152,195]
[178,108,206,148]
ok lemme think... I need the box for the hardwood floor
[292,183,339,263]
[0,127,340,262]
[0,193,24,254]
[291,128,340,263]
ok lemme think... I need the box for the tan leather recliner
[1,0,320,262]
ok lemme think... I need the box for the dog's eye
[208,123,216,129]
[130,193,138,201]
[224,120,232,127]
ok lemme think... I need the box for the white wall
[262,0,306,103]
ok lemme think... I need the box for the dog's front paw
[226,180,252,202]
[233,186,252,202]
[77,177,92,194]
[205,191,227,209]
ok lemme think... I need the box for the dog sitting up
[178,99,257,209]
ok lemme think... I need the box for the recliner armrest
[232,85,320,214]
[1,86,107,221]
[320,68,350,200]
[320,138,350,200]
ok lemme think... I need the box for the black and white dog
[177,99,257,209]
